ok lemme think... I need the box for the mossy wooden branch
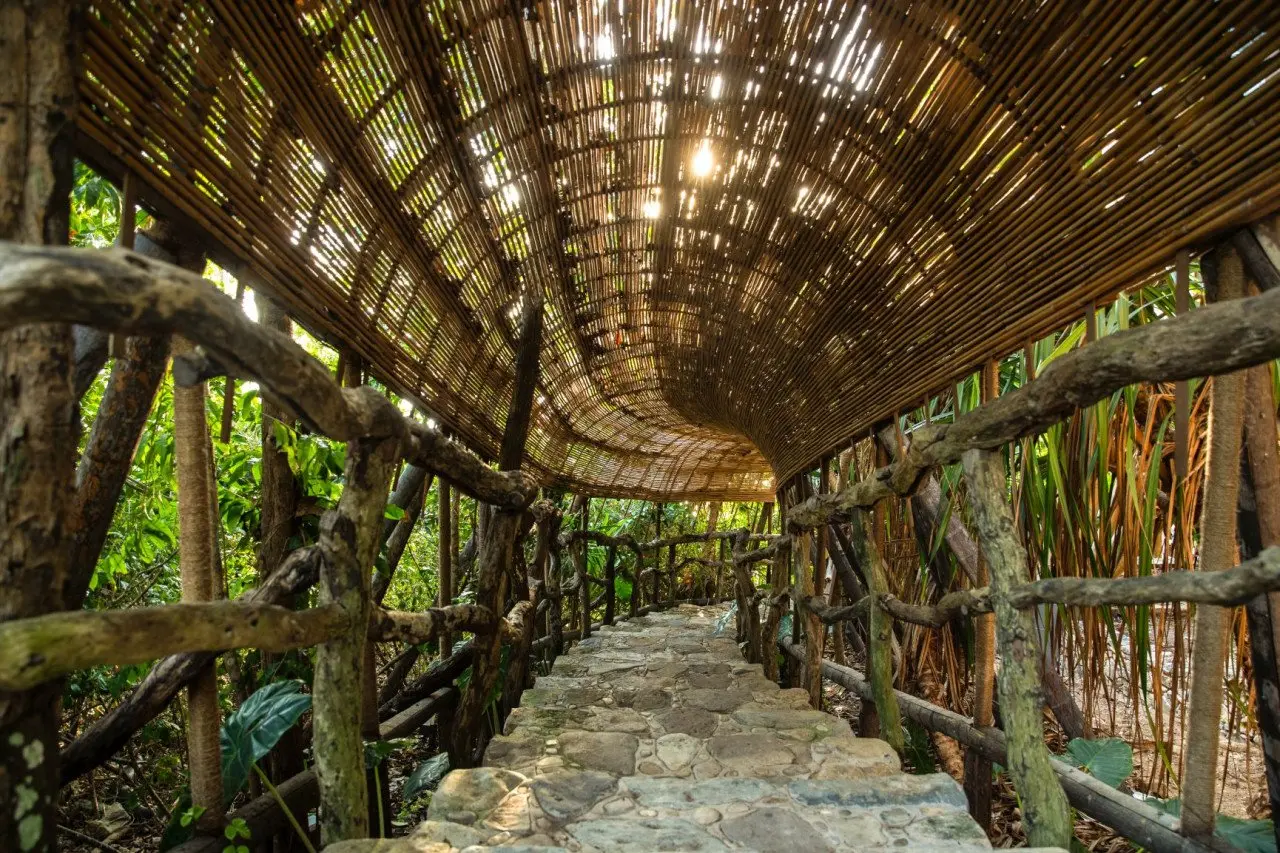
[963,449,1071,848]
[0,244,537,509]
[369,604,497,645]
[786,280,1280,528]
[0,601,346,690]
[847,509,904,753]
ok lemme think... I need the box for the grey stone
[408,820,493,848]
[567,818,730,852]
[623,776,778,807]
[429,768,528,823]
[630,688,673,711]
[530,771,618,822]
[683,689,752,712]
[707,733,796,768]
[788,774,968,809]
[656,707,718,738]
[559,730,638,776]
[720,807,835,852]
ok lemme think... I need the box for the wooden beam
[0,602,346,690]
[0,244,539,509]
[498,296,543,471]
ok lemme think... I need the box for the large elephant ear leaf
[1062,737,1133,789]
[1215,815,1277,853]
[220,680,312,805]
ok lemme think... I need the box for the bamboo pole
[1182,248,1245,840]
[962,448,1071,848]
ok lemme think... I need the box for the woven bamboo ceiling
[79,0,1280,500]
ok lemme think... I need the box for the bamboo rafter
[71,0,1280,500]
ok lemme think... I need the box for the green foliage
[1145,799,1276,853]
[403,752,450,801]
[220,681,312,805]
[1059,737,1133,789]
[222,818,251,853]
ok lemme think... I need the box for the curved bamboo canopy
[77,0,1280,499]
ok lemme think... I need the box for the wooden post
[653,503,663,606]
[962,449,1071,848]
[1238,244,1280,845]
[314,428,399,843]
[729,532,763,664]
[848,510,905,753]
[604,545,617,625]
[665,542,676,606]
[0,6,80,850]
[451,294,540,765]
[1183,248,1246,839]
[794,526,822,708]
[576,539,591,641]
[1174,250,1191,480]
[964,359,999,830]
[760,537,791,682]
[218,280,245,444]
[439,480,453,657]
[628,545,641,618]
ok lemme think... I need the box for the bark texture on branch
[0,602,346,690]
[58,547,324,784]
[846,510,904,753]
[783,279,1280,528]
[313,423,399,843]
[369,605,497,645]
[962,449,1071,848]
[0,244,538,509]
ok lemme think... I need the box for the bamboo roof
[77,0,1280,500]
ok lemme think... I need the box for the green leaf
[1145,799,1277,853]
[384,504,406,521]
[219,680,311,805]
[1061,737,1133,789]
[403,752,450,801]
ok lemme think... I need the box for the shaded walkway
[373,605,1010,851]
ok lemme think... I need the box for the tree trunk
[0,5,80,850]
[1183,248,1246,839]
[173,335,224,833]
[439,480,454,657]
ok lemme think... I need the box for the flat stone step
[359,603,1004,851]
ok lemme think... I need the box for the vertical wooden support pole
[963,449,1071,848]
[0,5,80,850]
[1174,250,1191,481]
[665,542,676,606]
[848,509,905,753]
[439,480,454,658]
[729,532,763,663]
[549,542,565,656]
[1183,248,1246,839]
[716,538,726,601]
[794,526,822,708]
[604,545,617,625]
[576,540,591,641]
[760,537,791,682]
[452,294,540,765]
[314,427,398,843]
[653,503,663,606]
[964,358,999,830]
[628,546,641,617]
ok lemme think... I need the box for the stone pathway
[335,604,1055,852]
